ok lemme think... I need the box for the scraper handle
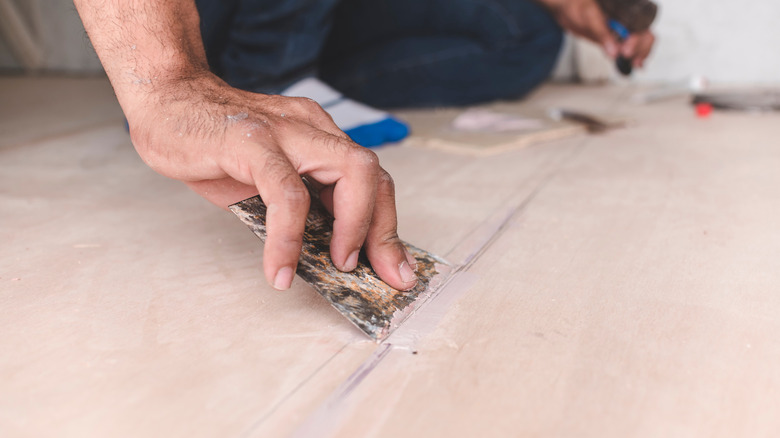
[616,56,633,76]
[608,19,633,76]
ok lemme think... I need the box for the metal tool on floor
[548,108,628,133]
[230,184,452,341]
[692,91,780,112]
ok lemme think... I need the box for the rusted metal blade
[229,195,452,341]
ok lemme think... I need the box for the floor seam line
[240,341,352,437]
[280,87,632,437]
[284,136,595,438]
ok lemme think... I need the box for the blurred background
[1,0,779,84]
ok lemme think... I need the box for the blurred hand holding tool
[596,0,658,75]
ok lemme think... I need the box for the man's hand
[539,0,655,68]
[616,30,655,68]
[74,0,418,292]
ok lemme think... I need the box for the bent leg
[195,0,341,93]
[320,0,563,108]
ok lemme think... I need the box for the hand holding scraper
[230,182,452,341]
[596,0,659,75]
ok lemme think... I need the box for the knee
[482,0,564,73]
[533,9,565,67]
[529,18,565,79]
[502,0,564,60]
[487,1,563,99]
[499,33,563,101]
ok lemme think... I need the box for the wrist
[119,65,216,124]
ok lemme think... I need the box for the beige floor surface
[2,77,780,438]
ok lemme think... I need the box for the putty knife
[230,191,452,341]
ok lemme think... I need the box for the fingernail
[403,248,417,270]
[398,261,418,286]
[273,267,294,290]
[344,250,359,271]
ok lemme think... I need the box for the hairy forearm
[74,0,210,116]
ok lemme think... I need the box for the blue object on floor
[344,117,410,148]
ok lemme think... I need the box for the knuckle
[375,229,401,247]
[347,147,380,172]
[310,130,348,153]
[259,153,308,207]
[266,236,303,266]
[377,169,396,193]
[277,173,310,206]
[304,97,324,111]
[260,151,289,177]
[276,233,304,249]
[291,96,323,113]
[270,115,293,133]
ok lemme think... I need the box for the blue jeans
[195,0,563,108]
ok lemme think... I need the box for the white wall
[636,0,780,83]
[0,0,102,73]
[39,0,102,72]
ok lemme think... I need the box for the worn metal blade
[229,195,452,341]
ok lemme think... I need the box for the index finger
[247,147,311,291]
[363,170,418,291]
[632,32,655,67]
[281,127,411,290]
